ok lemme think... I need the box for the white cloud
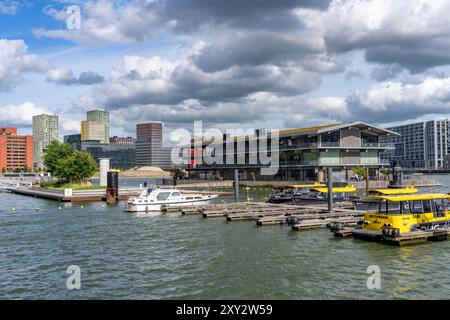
[0,102,51,127]
[78,49,342,110]
[298,0,450,72]
[0,1,18,15]
[34,0,160,45]
[46,68,74,83]
[0,39,49,91]
[46,67,104,85]
[345,77,450,122]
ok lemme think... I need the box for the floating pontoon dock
[5,186,232,202]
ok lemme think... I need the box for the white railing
[0,178,32,189]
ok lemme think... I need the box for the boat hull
[125,197,216,212]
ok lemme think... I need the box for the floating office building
[183,121,398,181]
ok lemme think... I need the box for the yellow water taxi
[293,185,357,205]
[362,194,450,236]
[310,185,357,194]
[268,182,325,204]
[367,186,418,198]
[353,186,418,211]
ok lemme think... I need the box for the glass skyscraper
[32,114,59,169]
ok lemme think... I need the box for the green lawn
[41,181,105,191]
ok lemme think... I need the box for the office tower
[32,114,59,169]
[0,128,34,172]
[381,120,449,169]
[136,122,162,147]
[135,122,172,168]
[81,120,107,143]
[82,109,109,143]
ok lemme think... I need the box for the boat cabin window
[433,199,448,218]
[409,200,424,214]
[171,192,181,197]
[422,200,433,213]
[379,199,449,215]
[156,192,171,201]
[378,200,409,214]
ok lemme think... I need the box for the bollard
[106,170,119,204]
[327,167,333,212]
[234,169,239,203]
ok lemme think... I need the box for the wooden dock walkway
[167,201,366,233]
[6,186,142,202]
[5,186,231,203]
[333,227,450,246]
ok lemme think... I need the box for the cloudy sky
[1,0,450,143]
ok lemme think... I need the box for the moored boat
[352,186,418,211]
[293,185,358,206]
[125,187,218,212]
[267,183,325,204]
[353,193,450,240]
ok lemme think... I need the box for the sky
[1,0,450,144]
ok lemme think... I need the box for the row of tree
[1,165,32,174]
[44,141,98,184]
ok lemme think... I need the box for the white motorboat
[125,187,218,212]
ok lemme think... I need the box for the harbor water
[1,175,450,299]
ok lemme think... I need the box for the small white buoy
[80,205,84,209]
[36,208,40,212]
[11,208,16,213]
[58,206,62,210]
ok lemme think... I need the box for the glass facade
[186,122,395,180]
[80,142,136,169]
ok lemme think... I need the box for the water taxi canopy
[287,183,325,189]
[310,185,356,193]
[374,194,450,202]
[368,186,417,195]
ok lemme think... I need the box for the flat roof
[194,121,399,145]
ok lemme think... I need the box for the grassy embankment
[40,180,105,190]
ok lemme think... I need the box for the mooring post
[327,167,333,212]
[106,170,119,204]
[365,167,370,196]
[234,169,239,203]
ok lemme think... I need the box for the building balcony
[361,142,395,149]
[279,142,395,150]
[190,159,391,169]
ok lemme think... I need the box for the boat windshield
[378,200,409,214]
[156,192,172,201]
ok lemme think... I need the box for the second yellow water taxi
[352,186,418,210]
[358,193,450,238]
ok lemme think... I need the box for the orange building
[0,128,34,172]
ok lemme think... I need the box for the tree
[1,167,6,174]
[382,168,390,181]
[22,164,30,173]
[44,141,74,174]
[54,151,98,184]
[353,166,366,178]
[170,168,187,179]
